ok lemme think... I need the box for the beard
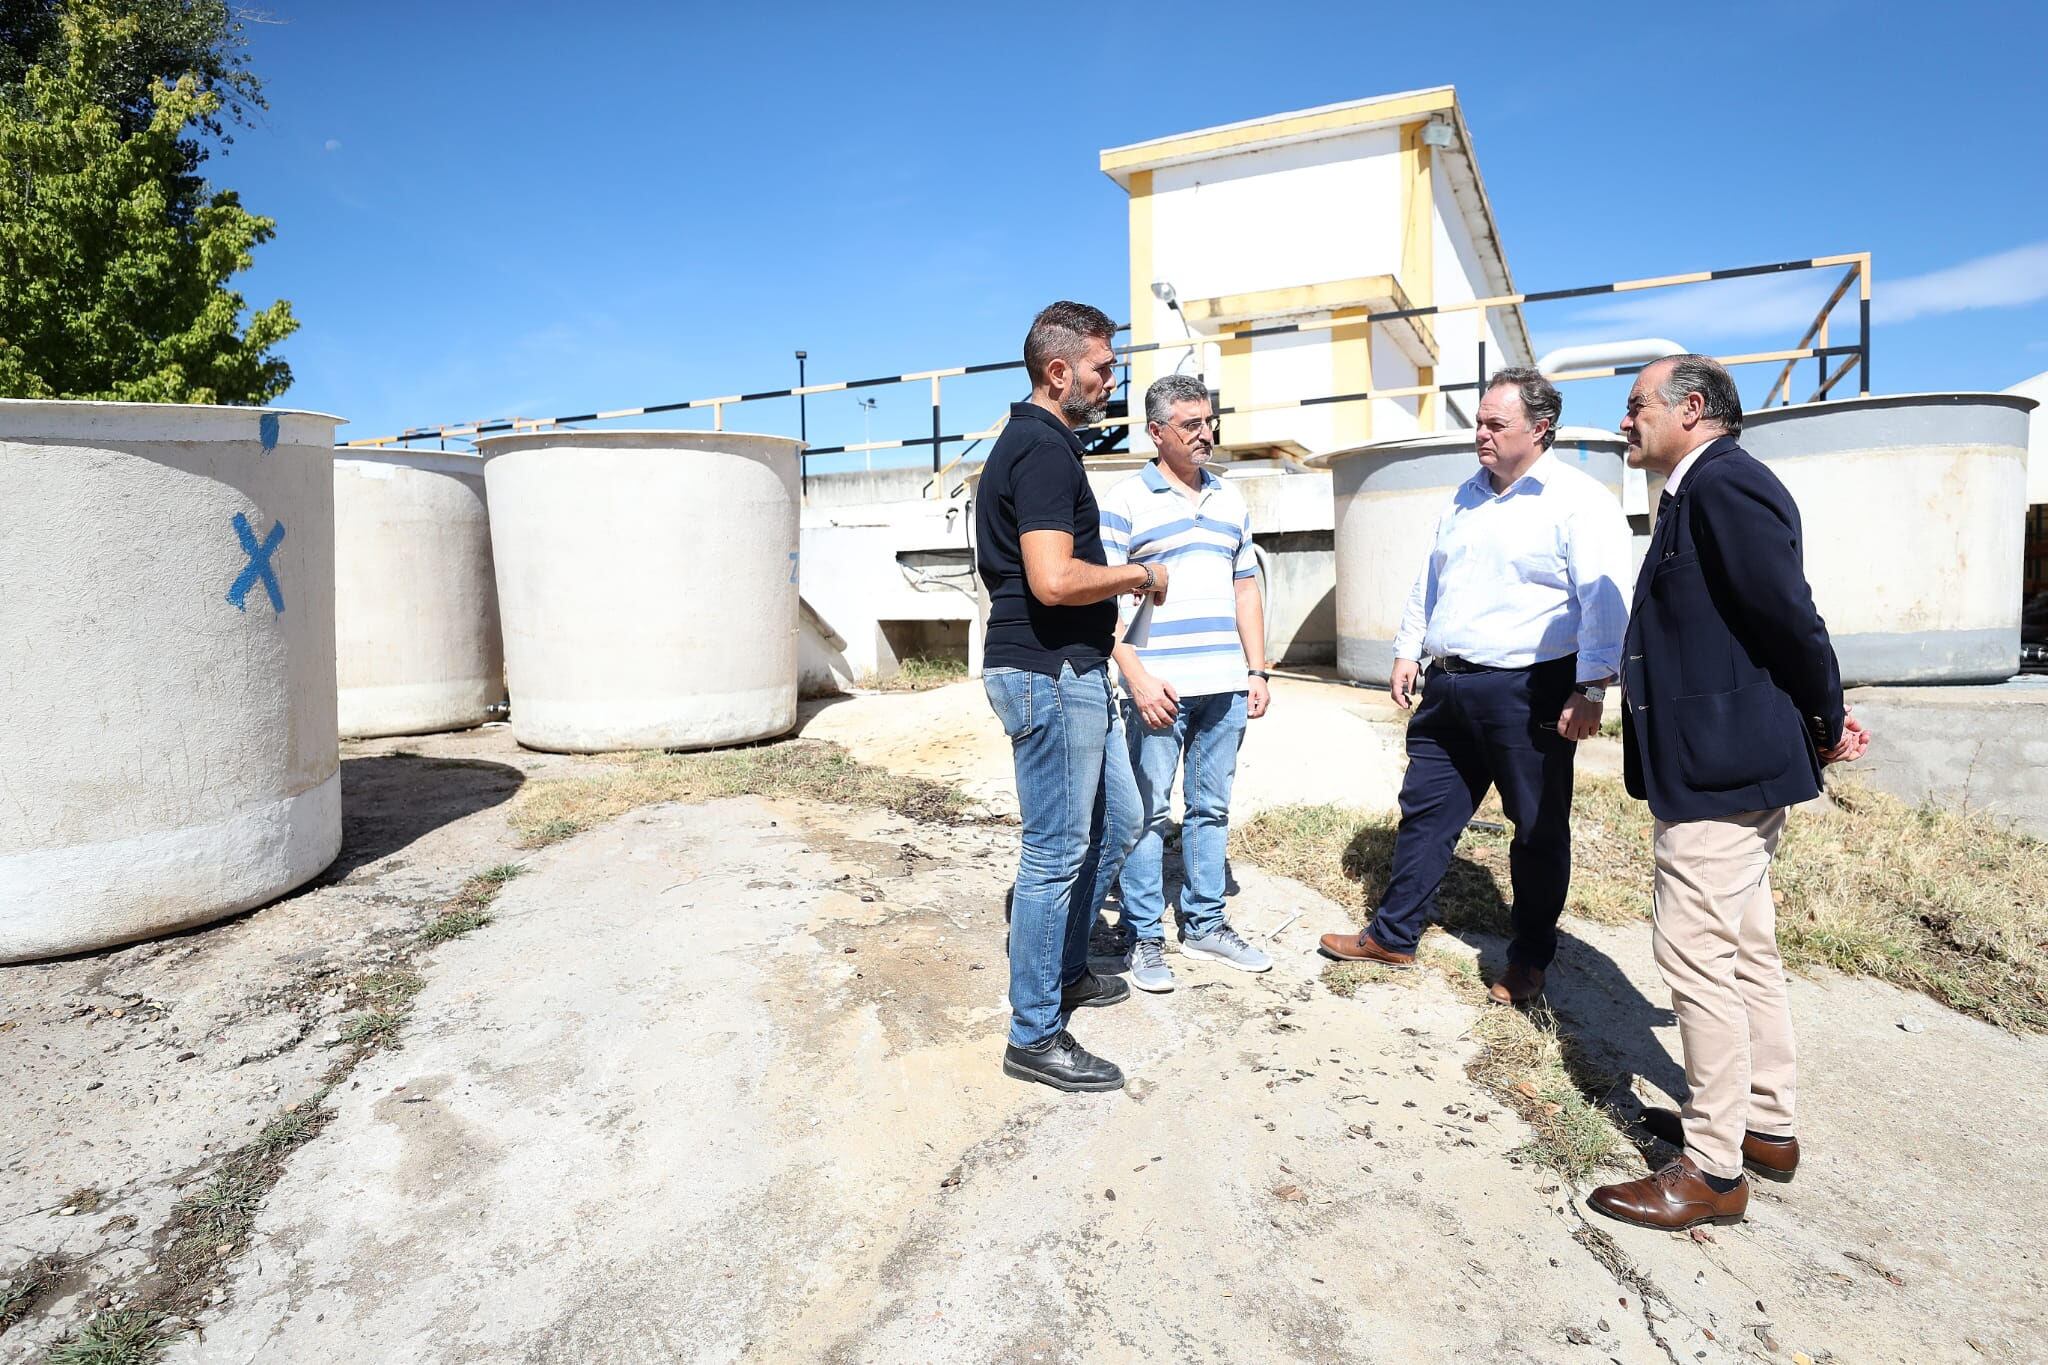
[1060,387,1109,427]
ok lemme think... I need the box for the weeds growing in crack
[0,1255,62,1336]
[420,864,527,944]
[43,1308,170,1365]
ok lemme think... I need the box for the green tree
[0,0,294,402]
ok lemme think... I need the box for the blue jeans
[984,662,1141,1048]
[1115,689,1248,943]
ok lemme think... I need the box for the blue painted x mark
[226,512,286,613]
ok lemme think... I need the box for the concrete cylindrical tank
[0,400,344,962]
[1741,393,2033,685]
[1319,427,1625,684]
[334,449,505,738]
[479,429,804,752]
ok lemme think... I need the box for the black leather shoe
[1061,970,1129,1010]
[1002,1031,1125,1092]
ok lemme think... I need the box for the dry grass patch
[858,655,969,692]
[1237,774,2048,1032]
[1,1254,62,1336]
[508,739,969,848]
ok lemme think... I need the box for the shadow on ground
[1336,821,1686,1164]
[319,754,525,883]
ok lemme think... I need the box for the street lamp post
[858,398,877,473]
[795,350,808,495]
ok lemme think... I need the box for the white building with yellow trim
[1102,86,1532,459]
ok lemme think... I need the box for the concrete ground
[3,677,2043,1363]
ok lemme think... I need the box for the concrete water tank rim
[1303,424,1623,468]
[0,396,345,424]
[1743,391,2037,426]
[473,429,808,460]
[333,447,487,476]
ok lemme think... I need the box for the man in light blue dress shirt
[1319,369,1631,1004]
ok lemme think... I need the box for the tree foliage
[0,0,294,403]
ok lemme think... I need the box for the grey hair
[1654,354,1744,436]
[1145,372,1211,426]
[1485,367,1563,449]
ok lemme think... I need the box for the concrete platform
[1846,679,2048,837]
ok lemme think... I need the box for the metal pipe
[1535,338,1685,376]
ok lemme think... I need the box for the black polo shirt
[975,401,1117,677]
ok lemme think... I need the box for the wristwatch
[1575,683,1608,703]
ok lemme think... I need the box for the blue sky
[219,1,2048,464]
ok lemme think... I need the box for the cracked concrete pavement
[3,678,2044,1363]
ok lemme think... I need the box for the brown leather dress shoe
[1317,930,1414,966]
[1636,1107,1800,1183]
[1487,963,1545,1004]
[1588,1155,1748,1230]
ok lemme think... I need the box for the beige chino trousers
[1650,808,1796,1180]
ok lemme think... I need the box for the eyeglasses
[1160,415,1220,440]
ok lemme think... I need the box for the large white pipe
[1536,338,1686,376]
[1,400,345,962]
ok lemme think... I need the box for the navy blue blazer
[1621,436,1846,823]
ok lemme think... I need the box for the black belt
[1431,654,1571,676]
[1432,655,1511,675]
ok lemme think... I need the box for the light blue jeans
[1116,689,1248,942]
[984,662,1142,1047]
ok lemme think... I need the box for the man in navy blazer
[1588,355,1869,1232]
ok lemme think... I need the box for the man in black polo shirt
[977,300,1169,1092]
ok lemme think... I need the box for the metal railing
[347,250,1873,496]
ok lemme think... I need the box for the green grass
[334,1010,404,1049]
[418,863,527,944]
[44,1310,170,1365]
[507,739,969,848]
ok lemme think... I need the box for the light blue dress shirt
[1392,452,1632,684]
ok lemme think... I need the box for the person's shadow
[1331,822,1688,1162]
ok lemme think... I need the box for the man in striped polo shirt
[1096,373,1275,991]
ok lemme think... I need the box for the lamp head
[1150,281,1179,311]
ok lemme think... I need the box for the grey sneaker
[1125,938,1175,993]
[1179,924,1272,973]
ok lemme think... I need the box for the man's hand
[1126,667,1179,730]
[1819,710,1869,764]
[1390,658,1421,711]
[1246,674,1270,720]
[1133,559,1170,605]
[1556,692,1603,742]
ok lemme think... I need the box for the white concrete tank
[334,449,505,738]
[1740,393,2033,685]
[1318,427,1625,684]
[0,400,344,962]
[479,429,804,752]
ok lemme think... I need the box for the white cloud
[323,138,342,153]
[1532,240,2048,355]
[1879,241,2048,322]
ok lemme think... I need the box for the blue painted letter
[226,513,287,613]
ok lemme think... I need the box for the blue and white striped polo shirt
[1099,461,1257,698]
